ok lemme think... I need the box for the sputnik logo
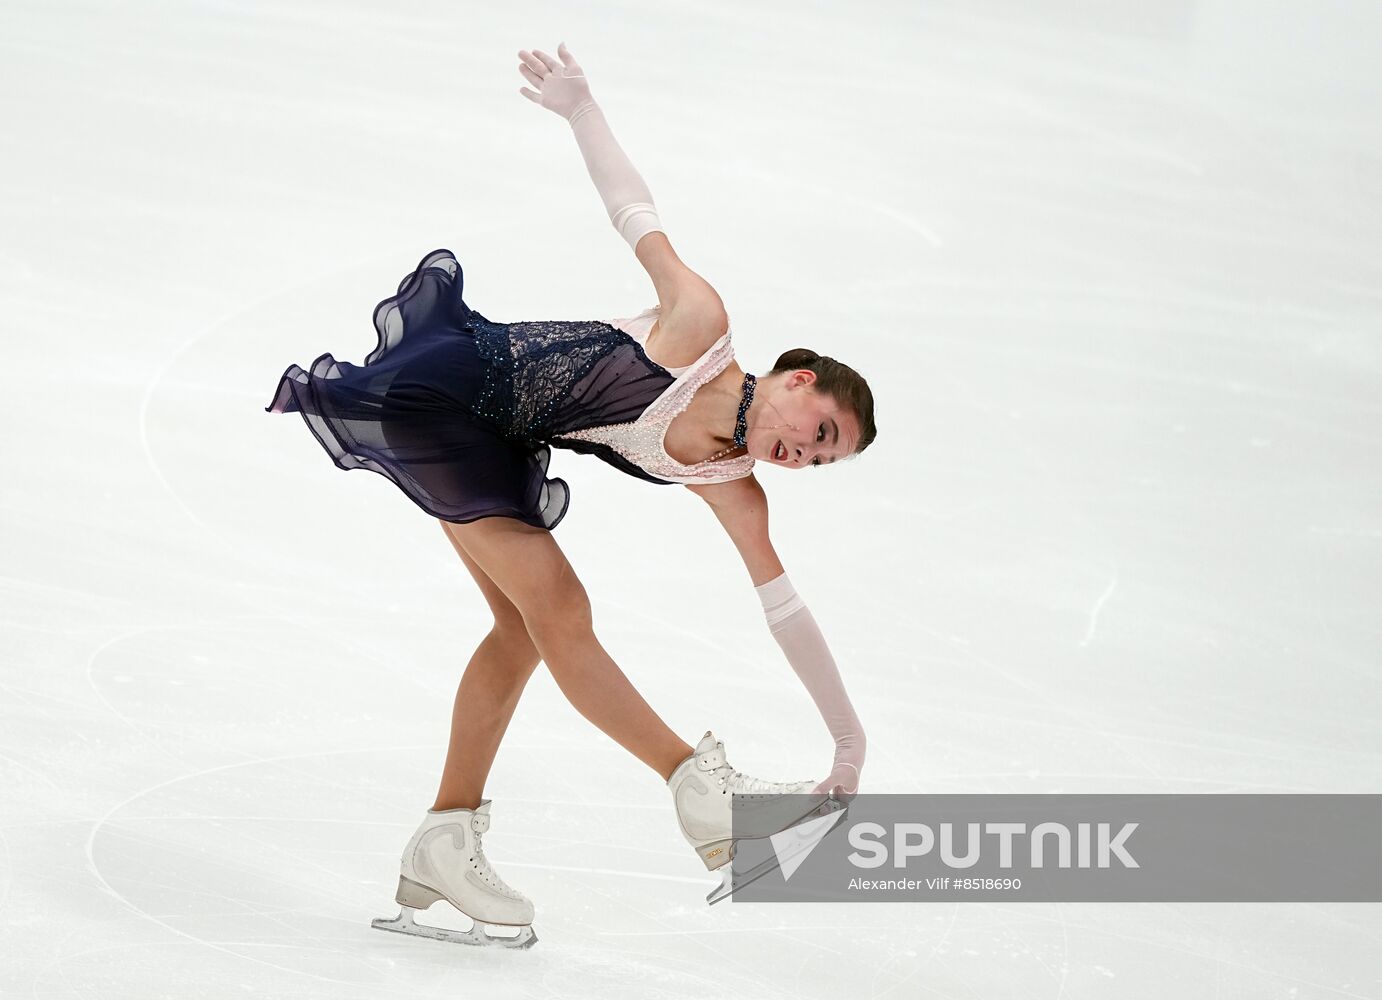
[770,807,848,881]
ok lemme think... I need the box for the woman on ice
[266,42,874,948]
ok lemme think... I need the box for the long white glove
[517,43,664,251]
[755,572,867,797]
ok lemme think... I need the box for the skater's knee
[489,620,542,669]
[523,578,593,653]
[445,513,592,651]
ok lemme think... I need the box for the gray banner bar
[731,794,1382,902]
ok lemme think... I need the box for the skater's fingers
[532,48,561,73]
[812,777,858,797]
[557,41,582,72]
[517,50,546,76]
[814,761,861,798]
[518,63,542,88]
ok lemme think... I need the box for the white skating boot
[371,799,537,949]
[668,731,844,904]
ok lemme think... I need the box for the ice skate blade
[707,799,850,906]
[372,906,537,949]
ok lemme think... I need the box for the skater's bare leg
[535,625,694,780]
[431,627,541,811]
[446,516,694,781]
[434,521,543,811]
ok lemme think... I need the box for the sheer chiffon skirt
[264,249,570,530]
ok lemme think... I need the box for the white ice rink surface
[4,1,1380,996]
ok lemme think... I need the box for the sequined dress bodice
[463,298,756,487]
[552,308,756,485]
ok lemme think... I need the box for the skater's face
[755,370,859,470]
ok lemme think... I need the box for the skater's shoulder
[685,469,764,511]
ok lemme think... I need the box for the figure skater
[265,42,874,948]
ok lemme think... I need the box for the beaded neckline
[651,331,754,470]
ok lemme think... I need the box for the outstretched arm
[689,475,868,797]
[756,574,867,798]
[517,43,728,332]
[517,43,663,252]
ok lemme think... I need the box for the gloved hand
[515,42,663,251]
[517,42,595,122]
[814,758,862,801]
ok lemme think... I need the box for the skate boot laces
[698,740,813,796]
[466,810,527,902]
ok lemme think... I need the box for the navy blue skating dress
[265,248,754,531]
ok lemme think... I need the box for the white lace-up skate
[667,731,844,904]
[372,799,537,949]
